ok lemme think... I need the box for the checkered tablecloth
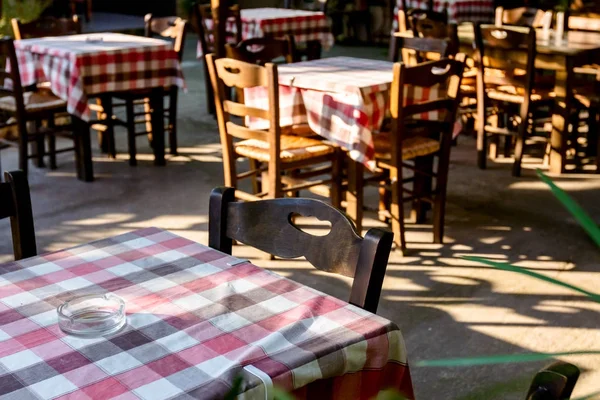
[0,227,413,399]
[245,57,450,170]
[392,0,494,32]
[196,8,334,58]
[14,33,185,121]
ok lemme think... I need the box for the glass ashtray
[57,294,126,337]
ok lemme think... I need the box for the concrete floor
[1,38,600,399]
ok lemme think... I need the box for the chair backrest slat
[224,99,269,120]
[209,187,393,313]
[0,38,26,118]
[12,16,81,40]
[144,14,188,62]
[225,122,269,141]
[0,170,36,260]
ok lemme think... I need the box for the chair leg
[100,96,116,158]
[378,181,390,222]
[47,116,57,169]
[47,135,57,170]
[144,98,153,146]
[168,89,178,156]
[125,99,137,166]
[411,156,433,224]
[433,155,450,244]
[249,159,261,194]
[389,164,406,253]
[513,119,528,177]
[477,123,487,169]
[32,119,45,168]
[330,148,343,209]
[18,121,28,176]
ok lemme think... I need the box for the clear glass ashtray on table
[57,294,126,337]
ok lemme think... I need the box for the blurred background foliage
[0,0,51,36]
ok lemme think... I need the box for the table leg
[346,157,364,234]
[549,59,573,174]
[72,116,94,182]
[150,88,165,166]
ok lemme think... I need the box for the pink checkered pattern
[392,0,494,32]
[245,57,393,170]
[14,33,185,121]
[0,228,413,400]
[196,8,334,58]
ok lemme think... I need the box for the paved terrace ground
[0,36,599,399]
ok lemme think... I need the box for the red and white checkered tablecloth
[0,227,414,399]
[392,0,494,32]
[196,8,334,58]
[245,57,449,170]
[14,33,185,121]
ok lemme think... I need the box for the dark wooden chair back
[474,25,536,99]
[0,38,27,123]
[407,8,448,37]
[526,362,580,400]
[209,186,393,313]
[0,170,36,260]
[144,14,189,62]
[391,56,466,146]
[225,35,297,65]
[206,55,283,198]
[194,3,242,57]
[11,15,81,40]
[392,33,455,64]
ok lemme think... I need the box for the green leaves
[537,170,600,249]
[463,256,600,304]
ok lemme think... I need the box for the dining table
[196,7,334,58]
[0,227,414,399]
[395,25,600,173]
[14,33,185,182]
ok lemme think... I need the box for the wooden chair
[206,55,342,203]
[225,36,298,65]
[0,38,75,175]
[209,186,393,313]
[0,170,36,260]
[11,15,81,40]
[372,56,466,252]
[474,25,555,176]
[109,14,188,165]
[194,3,242,115]
[526,362,580,400]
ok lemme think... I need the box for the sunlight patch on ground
[65,213,134,226]
[509,179,600,191]
[121,215,208,231]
